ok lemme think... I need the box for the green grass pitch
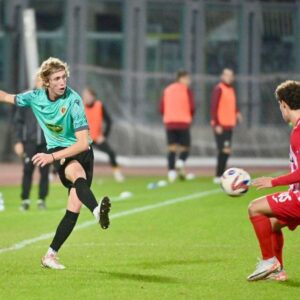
[0,175,300,300]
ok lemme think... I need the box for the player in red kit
[247,80,300,282]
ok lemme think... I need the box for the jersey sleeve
[15,90,36,107]
[70,97,89,132]
[272,130,300,187]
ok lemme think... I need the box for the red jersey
[272,119,300,190]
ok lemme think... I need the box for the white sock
[46,247,57,256]
[93,205,100,221]
[176,159,185,169]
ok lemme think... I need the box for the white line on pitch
[0,189,220,255]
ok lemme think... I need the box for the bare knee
[248,200,261,217]
[179,145,189,152]
[72,170,86,181]
[248,200,259,217]
[168,144,177,152]
[65,161,86,183]
[223,147,232,154]
[248,196,271,217]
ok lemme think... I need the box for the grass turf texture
[0,175,299,300]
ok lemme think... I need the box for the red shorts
[267,191,300,231]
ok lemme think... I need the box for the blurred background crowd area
[0,0,299,160]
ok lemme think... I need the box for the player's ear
[280,100,287,108]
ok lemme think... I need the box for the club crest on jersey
[60,106,67,115]
[46,123,63,133]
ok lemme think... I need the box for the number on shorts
[272,192,292,203]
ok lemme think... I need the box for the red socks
[250,215,274,260]
[272,230,284,266]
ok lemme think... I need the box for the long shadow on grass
[98,271,179,284]
[280,280,300,288]
[131,258,224,269]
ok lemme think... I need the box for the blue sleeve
[70,97,89,131]
[15,90,36,107]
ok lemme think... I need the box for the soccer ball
[221,168,251,197]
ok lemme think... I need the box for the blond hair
[38,57,70,87]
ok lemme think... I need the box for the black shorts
[166,129,191,147]
[215,129,233,152]
[48,146,94,190]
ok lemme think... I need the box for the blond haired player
[0,57,111,269]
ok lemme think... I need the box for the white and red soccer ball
[221,168,251,197]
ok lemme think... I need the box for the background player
[210,68,242,184]
[14,76,49,210]
[160,70,195,182]
[248,80,300,282]
[82,87,124,182]
[0,57,111,270]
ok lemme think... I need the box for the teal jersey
[15,86,91,150]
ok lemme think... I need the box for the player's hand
[237,112,243,124]
[215,125,223,135]
[32,153,53,167]
[252,177,273,190]
[96,136,105,144]
[14,142,24,157]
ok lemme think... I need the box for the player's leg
[95,141,124,182]
[96,141,118,167]
[166,129,178,182]
[37,163,50,210]
[270,218,284,267]
[247,196,281,281]
[20,143,35,210]
[42,188,81,269]
[37,144,50,209]
[167,144,177,182]
[214,130,232,183]
[176,129,191,180]
[65,160,111,229]
[264,218,288,281]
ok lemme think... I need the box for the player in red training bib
[247,80,300,282]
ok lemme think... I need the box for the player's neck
[289,112,300,127]
[47,89,62,101]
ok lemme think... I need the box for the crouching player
[0,57,111,269]
[248,80,300,282]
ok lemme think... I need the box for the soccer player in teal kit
[0,57,111,269]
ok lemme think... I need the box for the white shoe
[93,197,111,229]
[176,160,186,180]
[20,199,30,211]
[168,170,177,183]
[41,253,65,270]
[213,177,221,184]
[114,169,124,182]
[265,268,288,282]
[247,257,281,281]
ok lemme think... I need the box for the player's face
[279,101,290,122]
[221,70,234,85]
[47,70,67,98]
[180,75,191,87]
[82,89,95,106]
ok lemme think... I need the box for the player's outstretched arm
[0,90,15,105]
[32,130,90,167]
[252,177,273,190]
